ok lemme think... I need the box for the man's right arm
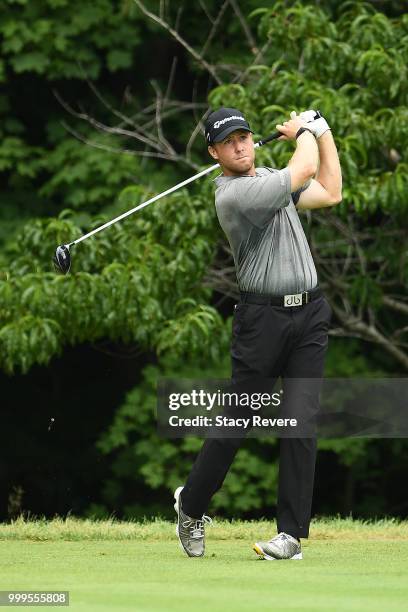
[288,131,319,191]
[276,114,319,191]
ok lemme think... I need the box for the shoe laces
[269,532,290,544]
[182,515,212,539]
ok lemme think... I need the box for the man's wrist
[295,127,314,139]
[316,129,333,143]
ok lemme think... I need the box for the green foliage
[0,0,407,521]
[232,76,408,216]
[324,338,386,378]
[0,137,45,179]
[156,302,226,362]
[210,5,408,216]
[0,314,62,374]
[0,185,228,373]
[0,0,140,80]
[252,1,408,101]
[208,1,407,354]
[316,338,386,473]
[95,341,391,519]
[97,357,280,518]
[39,137,141,211]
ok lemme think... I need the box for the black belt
[240,286,322,308]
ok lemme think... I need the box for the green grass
[1,518,408,611]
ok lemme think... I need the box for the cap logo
[213,115,246,129]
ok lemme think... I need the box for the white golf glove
[299,109,331,138]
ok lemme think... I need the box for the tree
[1,0,407,520]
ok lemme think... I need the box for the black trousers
[181,293,331,539]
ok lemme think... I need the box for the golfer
[174,107,342,560]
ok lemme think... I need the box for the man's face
[208,130,255,176]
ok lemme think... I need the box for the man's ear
[208,145,219,160]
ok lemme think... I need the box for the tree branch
[60,122,199,170]
[198,0,215,23]
[54,89,162,152]
[228,0,259,55]
[134,0,223,85]
[382,296,408,315]
[330,300,408,371]
[150,80,176,156]
[200,0,229,58]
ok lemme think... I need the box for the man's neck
[222,166,256,177]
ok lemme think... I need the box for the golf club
[53,130,283,274]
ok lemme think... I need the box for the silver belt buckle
[284,292,303,307]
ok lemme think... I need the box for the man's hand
[276,111,311,140]
[299,109,331,139]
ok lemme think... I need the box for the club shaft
[72,162,220,246]
[70,131,280,247]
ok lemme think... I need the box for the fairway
[0,519,408,611]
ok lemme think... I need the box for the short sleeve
[291,179,312,206]
[233,167,291,228]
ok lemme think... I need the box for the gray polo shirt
[214,166,318,295]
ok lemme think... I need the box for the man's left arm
[296,130,342,210]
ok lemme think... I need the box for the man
[174,107,342,560]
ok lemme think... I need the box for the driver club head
[53,244,71,275]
